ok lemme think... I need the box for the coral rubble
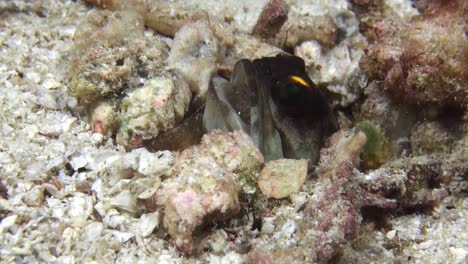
[247,130,395,263]
[1,0,466,263]
[156,130,264,254]
[69,9,192,149]
[359,0,468,111]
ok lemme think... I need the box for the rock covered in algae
[258,159,308,199]
[356,82,418,136]
[69,10,169,105]
[156,129,264,254]
[116,71,191,149]
[410,120,458,155]
[246,131,367,263]
[196,129,264,174]
[276,6,338,49]
[247,130,410,263]
[359,0,467,110]
[68,9,193,149]
[161,156,240,254]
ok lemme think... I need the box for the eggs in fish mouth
[203,54,337,164]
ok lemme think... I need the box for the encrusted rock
[357,82,417,133]
[279,13,337,49]
[252,0,289,39]
[197,129,264,174]
[410,121,457,155]
[359,0,467,110]
[168,20,220,101]
[162,156,240,254]
[116,72,191,149]
[223,34,283,68]
[69,10,169,105]
[90,101,118,137]
[157,130,264,254]
[258,159,308,199]
[68,9,194,149]
[247,130,409,263]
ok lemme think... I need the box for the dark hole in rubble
[361,206,391,230]
[116,58,125,66]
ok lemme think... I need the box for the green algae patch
[355,121,390,169]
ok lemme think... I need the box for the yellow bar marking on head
[289,75,311,88]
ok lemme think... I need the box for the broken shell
[110,190,138,213]
[132,177,161,200]
[138,212,160,237]
[22,186,45,207]
[0,215,18,234]
[68,194,94,227]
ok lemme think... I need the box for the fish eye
[271,75,327,116]
[272,75,312,114]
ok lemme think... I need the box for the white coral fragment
[168,20,220,100]
[138,212,160,237]
[0,215,18,234]
[110,190,138,213]
[68,194,94,227]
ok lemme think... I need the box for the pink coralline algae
[247,123,462,262]
[155,130,264,254]
[300,131,394,262]
[247,130,399,263]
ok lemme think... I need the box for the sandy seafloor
[0,0,466,263]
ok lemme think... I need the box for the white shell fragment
[110,190,138,213]
[0,215,18,234]
[22,186,45,207]
[68,194,94,227]
[386,230,397,240]
[138,212,160,237]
